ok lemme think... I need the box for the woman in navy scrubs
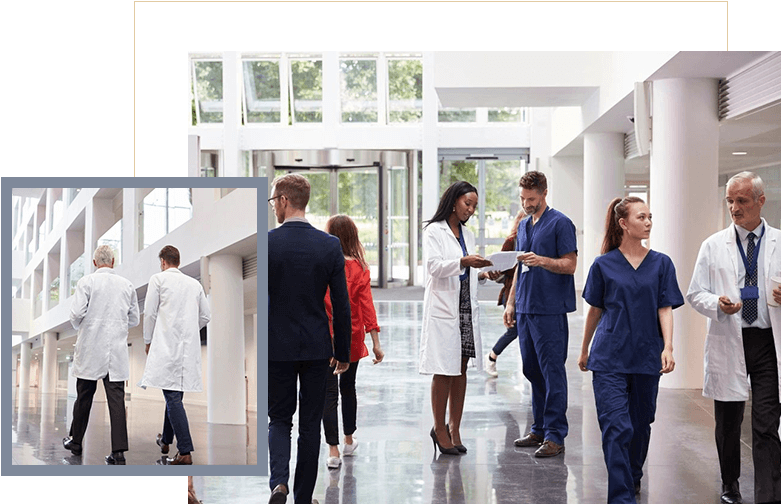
[578,196,684,503]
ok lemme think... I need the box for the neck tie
[742,232,757,324]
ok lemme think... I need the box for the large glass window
[97,220,122,266]
[438,106,477,123]
[290,57,323,123]
[49,277,60,309]
[340,58,377,123]
[142,189,193,249]
[387,58,422,123]
[192,60,223,124]
[488,107,527,123]
[484,160,523,255]
[243,59,281,123]
[69,253,85,296]
[338,169,379,282]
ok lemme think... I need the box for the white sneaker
[484,354,498,377]
[326,456,341,469]
[342,439,359,457]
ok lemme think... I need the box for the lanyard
[735,224,765,279]
[457,224,469,281]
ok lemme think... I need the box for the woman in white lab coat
[420,181,492,455]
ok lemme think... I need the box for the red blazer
[324,259,380,362]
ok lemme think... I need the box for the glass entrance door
[275,166,381,285]
[439,152,527,256]
[272,149,414,288]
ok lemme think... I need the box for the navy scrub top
[515,207,578,314]
[583,249,685,375]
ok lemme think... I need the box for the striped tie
[742,232,757,324]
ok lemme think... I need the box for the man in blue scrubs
[503,171,578,457]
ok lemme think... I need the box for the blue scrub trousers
[592,372,660,504]
[517,313,569,445]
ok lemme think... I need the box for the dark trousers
[517,313,569,445]
[323,361,360,446]
[714,327,781,503]
[161,390,193,454]
[269,359,329,504]
[492,324,518,356]
[593,372,660,504]
[69,375,128,452]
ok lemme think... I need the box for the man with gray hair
[688,171,781,504]
[63,245,140,465]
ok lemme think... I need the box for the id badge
[740,285,759,300]
[521,264,530,274]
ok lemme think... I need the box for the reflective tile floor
[199,291,759,503]
[11,388,257,465]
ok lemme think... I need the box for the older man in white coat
[138,245,210,465]
[688,171,781,504]
[63,245,139,465]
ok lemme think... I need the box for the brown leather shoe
[535,440,565,457]
[167,452,193,465]
[513,432,544,447]
[268,484,288,504]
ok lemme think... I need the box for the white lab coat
[419,220,484,375]
[70,267,139,381]
[687,219,781,401]
[138,268,211,392]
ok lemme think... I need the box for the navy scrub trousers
[592,372,659,504]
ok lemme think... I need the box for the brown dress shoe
[514,432,544,447]
[535,440,565,457]
[167,452,193,465]
[268,484,288,504]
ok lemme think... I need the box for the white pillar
[207,254,246,424]
[583,133,626,286]
[41,332,58,394]
[19,341,31,389]
[222,51,240,177]
[650,78,720,389]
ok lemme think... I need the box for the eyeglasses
[268,195,284,207]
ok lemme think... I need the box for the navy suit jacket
[268,220,351,362]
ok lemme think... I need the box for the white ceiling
[553,52,781,179]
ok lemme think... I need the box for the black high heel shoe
[430,427,459,455]
[446,425,467,453]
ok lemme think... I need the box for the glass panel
[488,107,523,122]
[337,169,379,283]
[38,221,46,250]
[243,60,281,123]
[340,59,377,123]
[35,291,42,318]
[142,189,193,249]
[49,277,60,309]
[388,59,422,123]
[438,107,476,123]
[97,220,123,266]
[484,160,523,256]
[167,188,193,234]
[69,253,86,295]
[275,170,331,231]
[143,188,168,248]
[290,59,323,123]
[67,188,81,206]
[388,166,409,282]
[193,60,223,123]
[438,160,478,234]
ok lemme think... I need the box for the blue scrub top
[583,249,685,375]
[515,207,578,314]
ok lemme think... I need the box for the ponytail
[600,196,645,254]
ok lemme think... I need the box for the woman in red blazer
[322,214,384,469]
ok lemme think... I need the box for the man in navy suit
[268,173,351,504]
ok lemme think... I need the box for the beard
[524,203,541,215]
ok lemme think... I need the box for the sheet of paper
[480,251,521,272]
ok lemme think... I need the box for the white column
[650,78,720,389]
[421,52,438,225]
[222,51,241,177]
[583,133,626,286]
[207,254,246,424]
[41,332,58,394]
[19,341,31,389]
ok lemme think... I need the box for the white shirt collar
[735,218,765,241]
